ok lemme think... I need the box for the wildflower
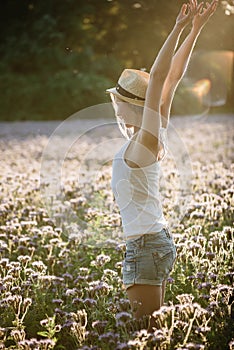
[225,272,234,283]
[6,295,22,313]
[71,318,87,345]
[10,329,26,343]
[24,268,36,276]
[32,261,47,272]
[52,299,63,306]
[62,272,73,280]
[0,328,6,339]
[49,238,61,245]
[99,332,119,344]
[167,276,175,284]
[103,268,118,278]
[199,294,210,301]
[91,254,111,267]
[194,326,211,334]
[217,284,231,293]
[115,312,132,327]
[0,258,9,268]
[116,342,129,350]
[20,220,37,227]
[185,343,205,350]
[83,298,97,307]
[40,318,50,327]
[79,346,93,350]
[79,267,90,275]
[39,339,56,348]
[128,339,144,347]
[70,309,87,327]
[66,288,77,297]
[177,303,196,319]
[72,298,83,306]
[206,251,215,260]
[208,273,217,281]
[196,272,206,281]
[176,294,194,304]
[153,329,166,342]
[11,286,21,294]
[88,281,113,296]
[18,339,32,349]
[187,275,196,281]
[198,282,212,291]
[174,320,188,329]
[135,329,149,339]
[17,255,31,264]
[115,261,123,270]
[75,275,87,283]
[54,308,66,317]
[117,298,131,312]
[22,298,32,313]
[9,266,21,278]
[229,339,234,350]
[92,320,108,334]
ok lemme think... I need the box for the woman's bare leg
[162,280,167,305]
[126,284,162,332]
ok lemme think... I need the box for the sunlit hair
[110,93,143,140]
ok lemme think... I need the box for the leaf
[37,331,49,337]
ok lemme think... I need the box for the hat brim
[106,87,145,107]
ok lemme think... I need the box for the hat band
[116,83,145,101]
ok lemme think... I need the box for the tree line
[0,0,233,121]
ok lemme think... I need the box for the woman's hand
[176,3,192,28]
[192,0,218,31]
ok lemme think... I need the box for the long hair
[110,93,143,139]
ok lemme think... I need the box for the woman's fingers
[197,2,204,14]
[178,3,186,16]
[192,0,218,27]
[189,0,196,14]
[182,3,190,17]
[183,3,188,15]
[203,0,218,15]
[211,0,218,11]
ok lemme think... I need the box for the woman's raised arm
[138,3,192,151]
[161,0,218,128]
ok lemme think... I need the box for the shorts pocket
[152,247,176,280]
[122,250,136,285]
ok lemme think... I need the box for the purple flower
[116,342,130,350]
[167,276,175,284]
[52,298,63,305]
[99,332,119,343]
[92,320,108,334]
[198,282,212,291]
[115,312,132,326]
[83,298,97,307]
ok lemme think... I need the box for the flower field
[0,114,233,350]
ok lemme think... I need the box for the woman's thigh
[126,284,162,319]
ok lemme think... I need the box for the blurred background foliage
[0,0,233,121]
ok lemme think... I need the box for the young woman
[107,0,218,331]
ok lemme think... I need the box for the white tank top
[111,127,168,239]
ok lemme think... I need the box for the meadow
[0,114,233,350]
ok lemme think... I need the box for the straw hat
[106,69,149,106]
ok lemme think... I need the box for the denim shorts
[122,228,177,289]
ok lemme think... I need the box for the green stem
[181,308,198,346]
